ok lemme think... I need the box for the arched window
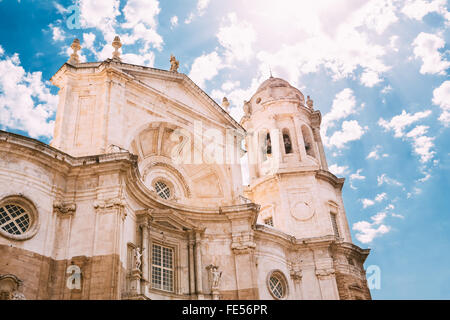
[260,131,272,161]
[282,129,292,154]
[301,125,315,158]
[266,132,272,155]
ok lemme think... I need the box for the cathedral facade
[0,38,371,300]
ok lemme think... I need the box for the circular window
[256,97,262,104]
[267,271,288,299]
[0,196,39,241]
[154,181,171,200]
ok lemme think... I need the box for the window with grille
[151,244,174,292]
[330,213,340,237]
[0,204,30,235]
[264,217,274,227]
[154,181,171,200]
[268,272,286,299]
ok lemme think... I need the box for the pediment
[148,208,198,232]
[117,65,243,132]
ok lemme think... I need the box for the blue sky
[0,0,449,299]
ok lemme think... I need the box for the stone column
[315,268,340,300]
[292,116,307,160]
[194,231,204,299]
[188,232,196,297]
[312,126,328,170]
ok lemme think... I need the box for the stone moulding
[53,201,77,216]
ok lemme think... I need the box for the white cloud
[375,192,387,202]
[75,0,163,62]
[379,109,432,137]
[362,199,375,208]
[350,169,366,180]
[221,80,240,91]
[361,192,387,209]
[122,52,155,67]
[322,88,357,132]
[189,51,224,88]
[0,51,57,138]
[170,16,178,28]
[351,0,399,35]
[54,1,69,14]
[412,32,450,75]
[381,84,393,94]
[377,173,403,186]
[402,0,450,22]
[405,125,435,163]
[77,0,121,43]
[367,145,389,160]
[432,80,450,126]
[184,0,211,24]
[360,69,383,87]
[0,45,4,56]
[82,32,96,51]
[197,0,211,16]
[322,89,366,149]
[328,164,349,176]
[217,13,257,63]
[379,110,435,163]
[51,26,65,42]
[326,120,366,149]
[184,13,195,24]
[353,212,390,244]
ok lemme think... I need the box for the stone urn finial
[222,97,230,112]
[68,38,81,64]
[112,36,122,61]
[306,95,314,109]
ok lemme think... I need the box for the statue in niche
[134,247,143,270]
[211,266,222,289]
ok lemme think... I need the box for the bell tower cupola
[241,77,351,243]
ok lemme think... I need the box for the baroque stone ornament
[134,247,143,271]
[222,97,230,112]
[0,274,25,300]
[306,95,314,109]
[68,38,81,64]
[170,54,179,72]
[53,201,77,216]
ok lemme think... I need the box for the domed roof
[256,77,293,93]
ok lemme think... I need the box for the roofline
[50,60,246,133]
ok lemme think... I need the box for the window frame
[151,243,175,293]
[0,195,39,241]
[266,270,288,300]
[330,212,340,238]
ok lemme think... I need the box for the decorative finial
[269,66,273,78]
[170,54,179,72]
[112,36,122,61]
[243,100,252,117]
[68,38,81,64]
[222,97,230,112]
[306,95,314,109]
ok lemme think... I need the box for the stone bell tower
[241,77,352,242]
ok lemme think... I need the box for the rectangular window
[264,217,274,227]
[330,213,340,237]
[151,244,174,292]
